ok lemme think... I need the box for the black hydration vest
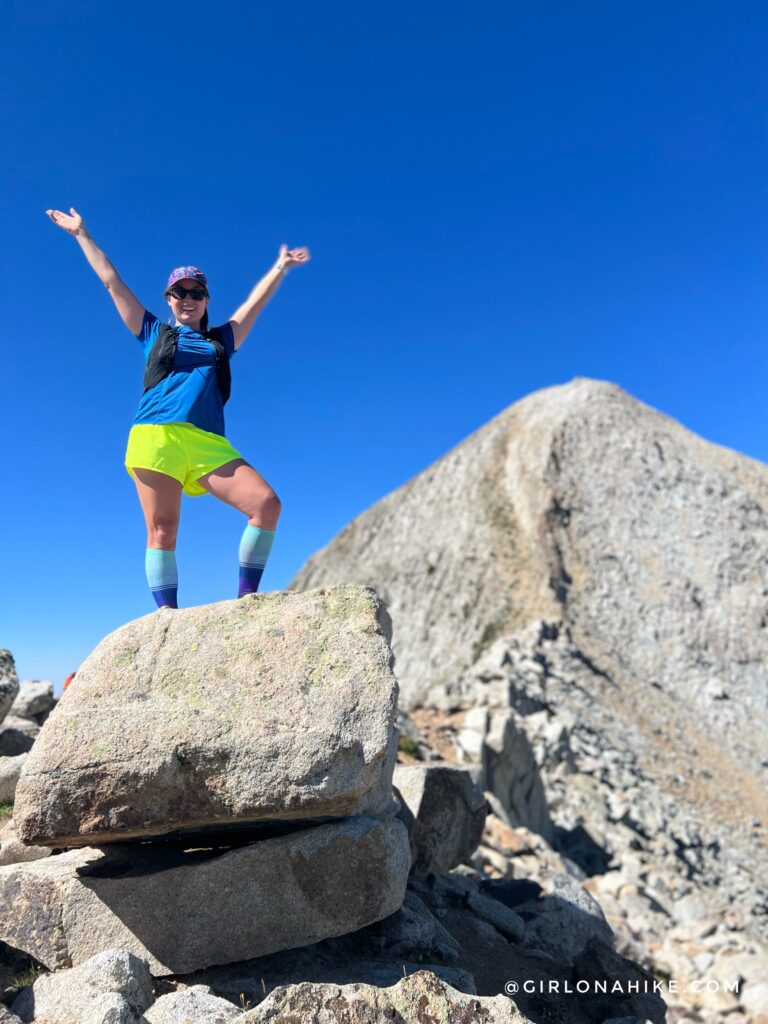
[142,323,232,405]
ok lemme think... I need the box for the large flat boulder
[0,815,410,975]
[14,587,398,846]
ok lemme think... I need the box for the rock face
[290,379,768,938]
[0,653,19,728]
[291,380,768,759]
[0,816,410,975]
[428,622,768,928]
[14,587,398,846]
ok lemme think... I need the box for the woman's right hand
[45,207,84,236]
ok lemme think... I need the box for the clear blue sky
[3,1,767,687]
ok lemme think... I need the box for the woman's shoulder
[136,310,161,344]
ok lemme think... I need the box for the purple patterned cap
[166,266,208,292]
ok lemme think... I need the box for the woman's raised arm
[229,243,311,350]
[46,208,146,336]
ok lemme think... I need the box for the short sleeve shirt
[132,312,236,437]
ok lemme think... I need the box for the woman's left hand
[278,244,311,270]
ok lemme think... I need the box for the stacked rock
[1,588,411,976]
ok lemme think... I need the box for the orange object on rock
[63,671,77,690]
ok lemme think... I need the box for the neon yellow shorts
[125,423,244,497]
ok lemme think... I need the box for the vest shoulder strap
[206,326,232,406]
[142,323,178,395]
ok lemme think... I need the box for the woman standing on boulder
[46,207,310,609]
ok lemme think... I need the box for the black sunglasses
[167,285,208,301]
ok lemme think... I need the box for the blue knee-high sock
[238,525,276,596]
[145,548,178,609]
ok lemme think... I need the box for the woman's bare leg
[197,459,281,528]
[131,469,183,607]
[132,469,183,548]
[197,459,281,594]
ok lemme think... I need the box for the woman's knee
[266,491,282,520]
[147,517,179,548]
[248,489,281,529]
[261,490,282,526]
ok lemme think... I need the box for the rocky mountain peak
[291,377,768,940]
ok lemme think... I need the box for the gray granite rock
[0,652,19,727]
[14,587,398,847]
[0,815,410,975]
[0,717,38,757]
[11,680,55,721]
[393,763,487,875]
[242,969,530,1022]
[483,709,554,843]
[572,938,666,1024]
[0,755,26,804]
[11,948,154,1024]
[0,816,50,867]
[194,950,476,1009]
[143,985,240,1023]
[516,873,614,964]
[367,890,461,961]
[466,889,525,942]
[599,1019,652,1024]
